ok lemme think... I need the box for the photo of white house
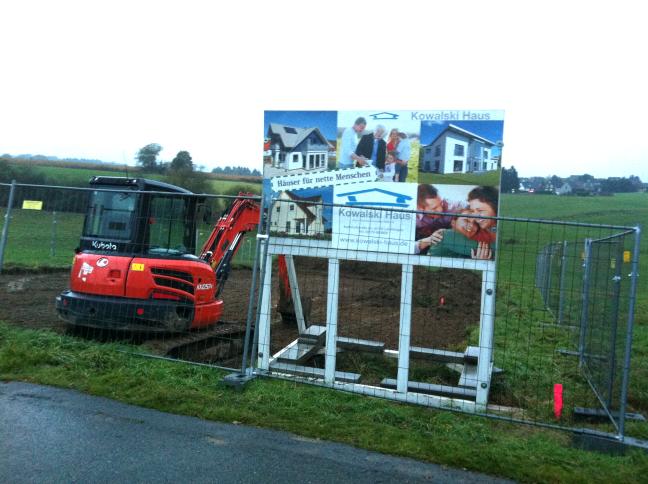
[269,190,327,236]
[421,124,500,174]
[264,123,333,177]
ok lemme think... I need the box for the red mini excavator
[56,176,261,332]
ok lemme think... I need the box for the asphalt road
[0,382,512,483]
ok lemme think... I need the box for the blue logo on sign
[336,188,412,207]
[369,112,399,120]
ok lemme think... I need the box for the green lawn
[2,322,648,483]
[0,208,84,269]
[418,169,502,186]
[501,192,647,226]
[0,207,257,270]
[499,192,647,314]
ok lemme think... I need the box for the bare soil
[270,258,481,354]
[0,261,482,362]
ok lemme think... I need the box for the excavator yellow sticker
[131,263,145,271]
[624,251,631,263]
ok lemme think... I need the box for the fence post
[578,238,593,366]
[546,244,554,307]
[557,240,568,324]
[324,259,340,384]
[606,238,624,408]
[50,210,58,257]
[249,197,275,372]
[239,208,263,377]
[618,226,642,441]
[0,180,17,274]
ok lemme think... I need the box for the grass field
[418,169,502,186]
[500,192,647,313]
[0,209,84,269]
[0,207,257,270]
[206,178,261,195]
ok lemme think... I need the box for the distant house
[266,123,332,172]
[566,175,601,196]
[270,190,326,236]
[421,124,498,174]
[519,177,550,193]
[555,182,572,195]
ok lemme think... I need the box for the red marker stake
[553,384,563,420]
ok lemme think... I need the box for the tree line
[211,166,261,176]
[501,166,644,194]
[2,143,262,197]
[135,144,260,176]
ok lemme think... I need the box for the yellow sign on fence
[624,251,631,263]
[22,200,43,210]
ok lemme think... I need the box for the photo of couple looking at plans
[414,184,499,260]
[339,117,411,183]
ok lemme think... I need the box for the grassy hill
[1,159,262,195]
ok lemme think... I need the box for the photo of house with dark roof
[421,124,499,174]
[265,123,333,176]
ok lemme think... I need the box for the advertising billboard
[263,110,503,260]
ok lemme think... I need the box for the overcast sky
[1,1,646,180]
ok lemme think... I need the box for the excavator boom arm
[199,194,261,294]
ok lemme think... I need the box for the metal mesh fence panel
[1,183,89,269]
[253,196,642,440]
[1,182,644,443]
[0,182,260,372]
[535,241,585,328]
[533,231,641,435]
[578,232,638,433]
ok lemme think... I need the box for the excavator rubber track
[143,320,249,359]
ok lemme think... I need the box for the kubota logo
[91,240,117,251]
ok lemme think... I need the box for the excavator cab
[80,176,200,258]
[57,177,209,331]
